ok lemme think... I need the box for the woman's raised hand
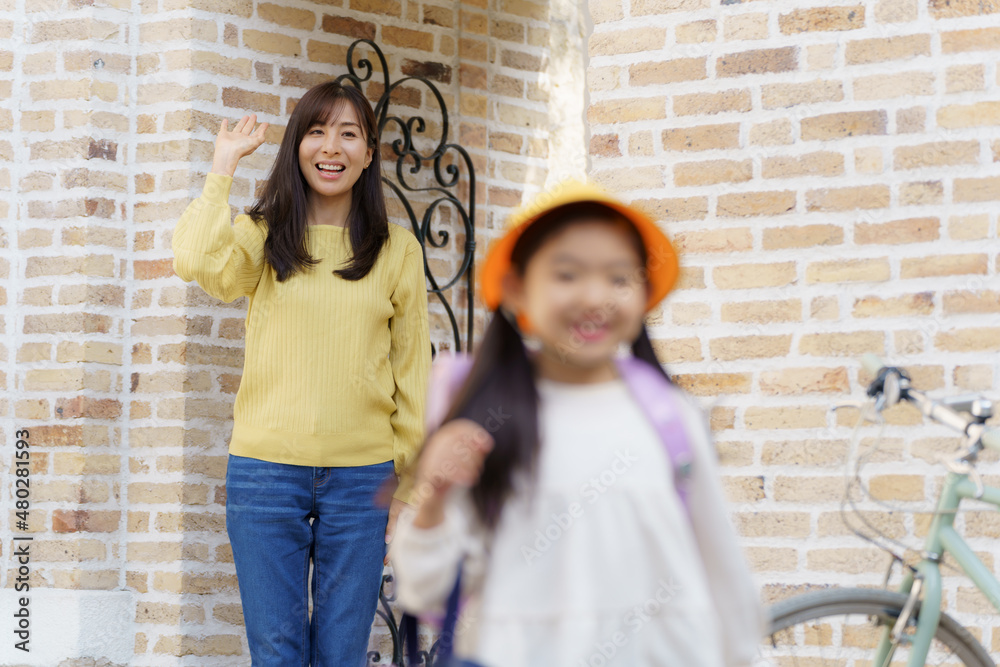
[211,114,269,177]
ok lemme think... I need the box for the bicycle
[760,355,1000,666]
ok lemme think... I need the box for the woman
[172,81,430,666]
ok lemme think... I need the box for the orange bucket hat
[479,180,680,313]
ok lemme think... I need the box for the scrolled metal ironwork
[339,39,476,356]
[342,38,475,666]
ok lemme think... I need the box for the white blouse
[392,377,764,666]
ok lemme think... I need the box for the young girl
[391,182,763,666]
[172,81,430,666]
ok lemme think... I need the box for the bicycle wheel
[762,587,994,667]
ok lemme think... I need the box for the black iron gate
[337,39,475,665]
[337,39,477,357]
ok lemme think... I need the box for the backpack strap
[615,356,694,514]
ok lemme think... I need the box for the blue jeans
[225,454,393,667]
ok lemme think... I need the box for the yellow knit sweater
[172,173,429,491]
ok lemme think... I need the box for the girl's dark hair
[445,204,671,529]
[249,81,388,282]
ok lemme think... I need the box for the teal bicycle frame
[874,461,1000,665]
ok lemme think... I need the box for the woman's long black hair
[444,204,671,529]
[249,81,388,281]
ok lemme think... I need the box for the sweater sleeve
[172,173,267,303]
[678,393,767,666]
[389,235,431,502]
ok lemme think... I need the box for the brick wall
[2,0,556,664]
[588,0,1000,650]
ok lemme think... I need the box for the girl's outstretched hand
[412,419,494,529]
[211,114,269,177]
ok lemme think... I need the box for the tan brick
[673,228,753,253]
[631,0,709,14]
[713,262,796,289]
[854,71,935,100]
[53,452,120,475]
[734,512,811,538]
[930,0,1000,17]
[650,338,703,363]
[869,475,924,501]
[855,217,939,245]
[674,159,751,186]
[592,167,664,191]
[676,19,715,43]
[780,6,865,34]
[853,292,934,317]
[674,89,751,116]
[954,176,1000,202]
[760,367,849,395]
[717,191,795,217]
[949,214,990,240]
[156,512,226,533]
[257,2,314,30]
[947,64,984,93]
[745,547,798,573]
[762,440,849,467]
[128,483,209,505]
[750,119,793,146]
[938,101,1000,128]
[761,152,844,180]
[35,481,108,503]
[709,335,793,360]
[955,365,993,390]
[801,110,887,140]
[721,474,763,502]
[590,28,665,56]
[631,196,708,222]
[243,29,301,57]
[724,13,768,40]
[745,406,828,429]
[34,540,106,562]
[762,224,843,250]
[854,147,883,174]
[899,180,943,205]
[628,131,653,156]
[383,25,434,51]
[717,47,797,78]
[669,302,710,326]
[806,185,890,212]
[673,373,752,396]
[721,299,801,324]
[629,57,706,86]
[588,97,665,124]
[800,331,885,356]
[140,18,216,42]
[153,634,242,657]
[901,254,987,278]
[876,0,918,21]
[807,548,889,573]
[762,80,843,109]
[818,510,905,538]
[773,475,843,502]
[661,123,739,152]
[845,34,931,64]
[944,290,1000,314]
[944,28,1000,58]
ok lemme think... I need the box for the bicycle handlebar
[861,354,999,453]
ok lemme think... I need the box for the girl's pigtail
[445,310,540,530]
